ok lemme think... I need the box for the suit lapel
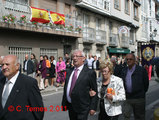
[3,74,22,113]
[0,78,5,109]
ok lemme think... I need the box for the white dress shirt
[2,71,20,97]
[25,60,28,71]
[67,65,84,103]
[87,58,94,69]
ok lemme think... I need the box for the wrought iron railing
[120,36,129,48]
[96,30,106,43]
[83,27,96,42]
[109,33,118,46]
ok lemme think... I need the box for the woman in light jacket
[90,60,126,120]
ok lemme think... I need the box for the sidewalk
[40,85,64,96]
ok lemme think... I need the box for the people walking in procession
[50,56,56,86]
[0,55,44,120]
[56,57,66,87]
[37,55,47,90]
[23,54,34,77]
[62,49,98,120]
[31,53,38,78]
[90,60,125,120]
[121,53,149,120]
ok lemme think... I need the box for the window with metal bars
[40,48,58,61]
[9,47,32,71]
[5,0,29,12]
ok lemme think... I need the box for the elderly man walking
[62,50,98,120]
[121,53,149,120]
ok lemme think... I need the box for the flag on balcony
[30,7,50,23]
[50,11,65,25]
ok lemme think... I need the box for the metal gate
[9,47,32,71]
[40,48,58,61]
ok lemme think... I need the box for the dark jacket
[62,65,98,113]
[113,64,122,78]
[23,60,34,75]
[92,60,100,70]
[0,74,44,120]
[121,65,149,99]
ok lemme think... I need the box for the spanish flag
[30,7,50,23]
[50,11,65,25]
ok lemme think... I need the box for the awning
[108,47,130,54]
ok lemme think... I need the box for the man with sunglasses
[121,53,149,120]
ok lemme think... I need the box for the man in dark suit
[92,55,100,78]
[110,56,122,77]
[0,55,44,120]
[23,54,34,77]
[62,50,98,120]
[121,53,149,120]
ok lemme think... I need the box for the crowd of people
[0,50,153,120]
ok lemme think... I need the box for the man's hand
[89,110,96,116]
[89,89,96,97]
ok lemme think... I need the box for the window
[96,18,101,30]
[125,0,130,14]
[5,0,30,12]
[9,47,32,71]
[40,48,58,61]
[109,21,112,35]
[65,3,71,16]
[104,1,110,11]
[114,0,120,10]
[40,0,57,12]
[83,14,89,28]
[129,30,134,44]
[134,4,139,20]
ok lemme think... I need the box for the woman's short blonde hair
[100,60,114,74]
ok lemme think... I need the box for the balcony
[0,1,82,38]
[96,30,106,44]
[120,36,129,48]
[83,27,95,43]
[109,34,118,47]
[134,0,141,6]
[76,0,110,16]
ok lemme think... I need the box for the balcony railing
[83,27,95,42]
[77,0,110,15]
[109,33,118,46]
[96,30,106,44]
[120,36,129,48]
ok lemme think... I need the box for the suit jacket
[62,65,98,113]
[0,74,44,120]
[113,64,122,78]
[92,60,100,70]
[121,65,149,99]
[23,60,34,75]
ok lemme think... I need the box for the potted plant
[2,14,16,24]
[17,15,26,25]
[75,25,82,33]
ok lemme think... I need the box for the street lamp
[150,28,157,40]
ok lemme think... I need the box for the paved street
[42,77,159,120]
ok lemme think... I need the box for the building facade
[0,0,82,68]
[1,0,157,66]
[76,0,140,59]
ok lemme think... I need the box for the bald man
[0,55,44,120]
